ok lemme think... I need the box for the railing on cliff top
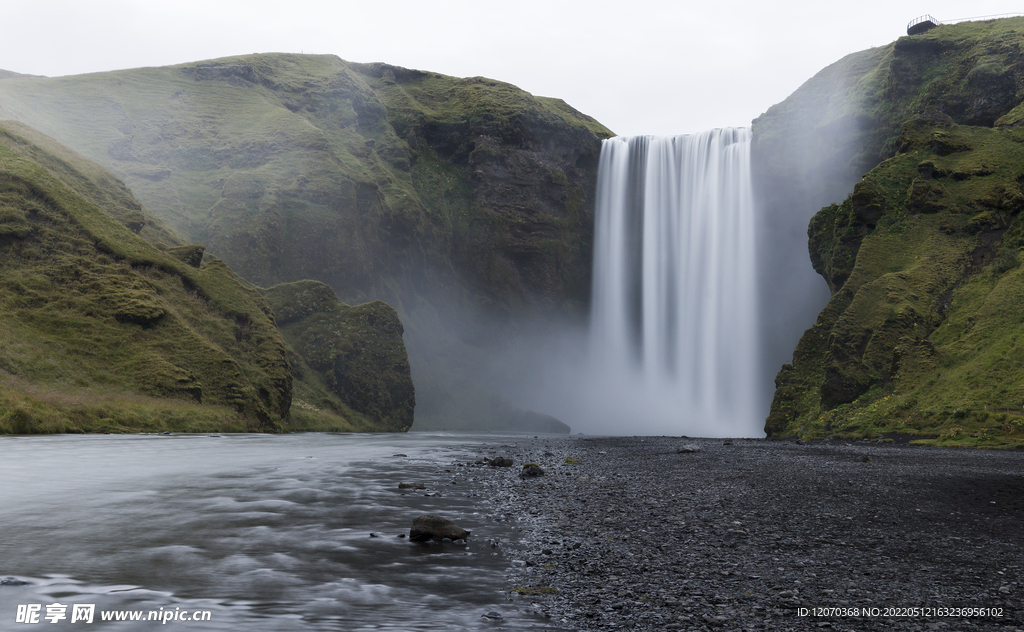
[907,14,939,31]
[908,13,1024,35]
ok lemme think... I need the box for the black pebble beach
[461,436,1024,631]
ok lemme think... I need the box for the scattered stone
[409,514,470,542]
[482,611,503,620]
[858,454,871,462]
[369,532,381,538]
[398,482,426,489]
[489,456,514,467]
[392,454,407,457]
[0,577,30,586]
[677,445,699,453]
[521,463,545,477]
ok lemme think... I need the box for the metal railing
[907,14,940,31]
[908,12,1024,31]
[943,13,1024,24]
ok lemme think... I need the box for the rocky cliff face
[758,17,1024,447]
[0,54,612,428]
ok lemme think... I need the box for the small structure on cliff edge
[908,15,940,35]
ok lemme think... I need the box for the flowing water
[0,433,548,630]
[588,130,760,436]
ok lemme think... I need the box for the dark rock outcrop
[262,280,414,431]
[520,463,545,477]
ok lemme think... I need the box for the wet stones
[408,514,470,543]
[489,456,514,467]
[398,482,425,489]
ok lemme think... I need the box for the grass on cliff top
[772,120,1024,448]
[0,121,291,433]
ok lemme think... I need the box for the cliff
[0,54,612,428]
[758,17,1024,447]
[262,280,415,432]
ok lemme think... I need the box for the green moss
[754,16,1024,243]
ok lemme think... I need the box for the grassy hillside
[767,115,1024,447]
[0,121,291,433]
[0,54,611,309]
[0,54,613,429]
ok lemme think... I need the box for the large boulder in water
[409,514,470,542]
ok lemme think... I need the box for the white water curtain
[589,129,759,435]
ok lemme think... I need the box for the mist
[476,63,880,438]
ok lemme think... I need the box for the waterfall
[588,129,760,436]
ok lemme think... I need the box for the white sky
[3,1,1021,136]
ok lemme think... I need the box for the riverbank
[462,436,1023,631]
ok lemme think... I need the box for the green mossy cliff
[0,54,612,429]
[761,16,1024,447]
[0,121,291,432]
[262,280,414,432]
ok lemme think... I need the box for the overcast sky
[3,1,1021,136]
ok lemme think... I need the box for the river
[0,432,551,630]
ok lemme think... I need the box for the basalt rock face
[755,17,1024,446]
[0,53,613,428]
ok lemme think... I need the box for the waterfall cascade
[588,129,761,435]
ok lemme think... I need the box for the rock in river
[409,514,470,542]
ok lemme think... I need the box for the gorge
[1,16,1024,446]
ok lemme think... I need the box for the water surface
[0,432,544,630]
